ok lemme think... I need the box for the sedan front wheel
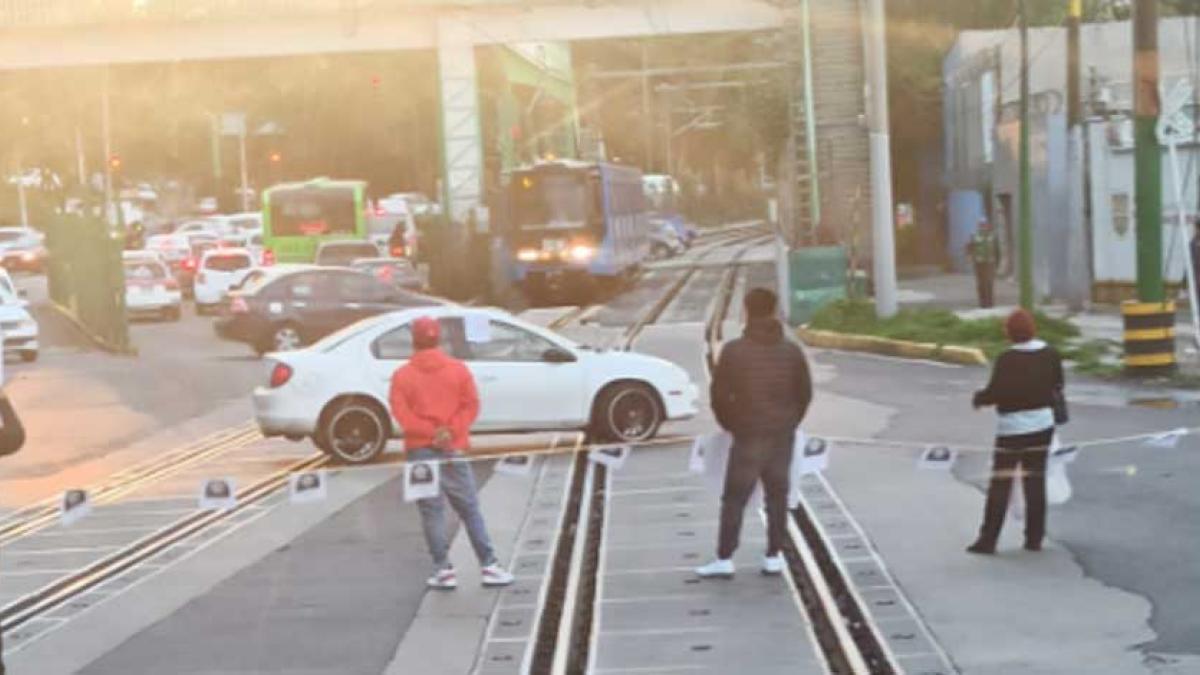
[593,382,663,443]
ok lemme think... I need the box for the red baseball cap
[412,316,441,349]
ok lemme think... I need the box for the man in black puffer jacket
[697,288,813,579]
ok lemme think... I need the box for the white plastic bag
[697,429,808,510]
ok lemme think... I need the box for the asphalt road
[2,274,267,503]
[815,350,1200,656]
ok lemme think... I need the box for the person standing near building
[967,309,1064,554]
[389,316,514,590]
[696,288,813,578]
[966,218,1001,308]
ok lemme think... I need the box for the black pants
[717,430,794,559]
[977,429,1052,547]
[974,262,995,308]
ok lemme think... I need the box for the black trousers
[975,262,995,308]
[717,430,794,559]
[977,429,1052,547]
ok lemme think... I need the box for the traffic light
[370,74,382,89]
[269,151,282,164]
[108,154,121,171]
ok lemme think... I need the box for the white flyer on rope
[465,313,492,343]
[289,470,328,504]
[60,489,91,526]
[1144,427,1189,448]
[404,460,440,502]
[797,434,830,475]
[687,435,707,474]
[199,477,238,511]
[589,445,630,470]
[917,445,957,471]
[495,453,534,477]
[1048,435,1079,467]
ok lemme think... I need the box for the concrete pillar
[436,17,483,224]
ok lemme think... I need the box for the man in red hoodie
[390,316,514,590]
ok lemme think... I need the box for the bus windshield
[269,188,358,237]
[511,172,593,230]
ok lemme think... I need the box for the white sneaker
[426,567,457,590]
[694,559,735,579]
[481,562,515,587]
[761,554,785,576]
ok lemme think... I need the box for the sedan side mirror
[542,347,577,364]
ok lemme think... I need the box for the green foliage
[810,298,1079,361]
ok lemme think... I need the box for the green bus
[262,178,368,263]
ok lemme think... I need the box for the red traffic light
[269,151,282,164]
[108,154,121,170]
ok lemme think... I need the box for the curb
[46,302,137,356]
[797,327,987,367]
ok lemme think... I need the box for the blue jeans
[409,448,497,571]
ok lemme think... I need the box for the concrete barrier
[797,327,987,366]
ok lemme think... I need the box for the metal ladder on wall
[781,0,820,246]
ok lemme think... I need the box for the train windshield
[510,171,594,231]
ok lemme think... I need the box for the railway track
[1,225,781,661]
[0,422,261,545]
[517,232,848,675]
[515,229,912,674]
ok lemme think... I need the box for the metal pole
[238,128,250,212]
[1133,0,1164,302]
[1018,0,1034,309]
[102,66,114,227]
[210,113,222,193]
[641,41,652,171]
[74,125,86,187]
[1065,0,1088,309]
[16,174,28,229]
[864,0,898,317]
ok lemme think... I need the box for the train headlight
[567,245,595,261]
[517,248,541,262]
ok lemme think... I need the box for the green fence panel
[787,245,847,326]
[45,212,132,352]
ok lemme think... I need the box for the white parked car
[194,248,256,314]
[122,252,182,321]
[0,285,38,362]
[145,234,191,265]
[253,306,699,463]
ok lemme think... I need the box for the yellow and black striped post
[1122,301,1176,375]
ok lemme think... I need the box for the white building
[943,17,1199,302]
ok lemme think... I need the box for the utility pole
[1133,0,1163,303]
[1065,0,1088,309]
[102,66,115,228]
[1018,0,1034,309]
[238,126,250,212]
[863,0,898,317]
[640,41,653,171]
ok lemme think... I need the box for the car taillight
[262,248,276,266]
[230,296,249,314]
[164,278,179,290]
[390,245,406,258]
[269,362,293,388]
[182,257,197,271]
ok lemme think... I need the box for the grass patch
[809,299,1080,361]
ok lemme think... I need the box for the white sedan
[0,287,38,362]
[253,306,699,463]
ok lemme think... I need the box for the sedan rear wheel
[594,383,662,443]
[321,400,388,464]
[271,323,304,352]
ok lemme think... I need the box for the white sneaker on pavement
[694,559,735,579]
[481,562,515,587]
[761,554,785,575]
[427,567,458,590]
